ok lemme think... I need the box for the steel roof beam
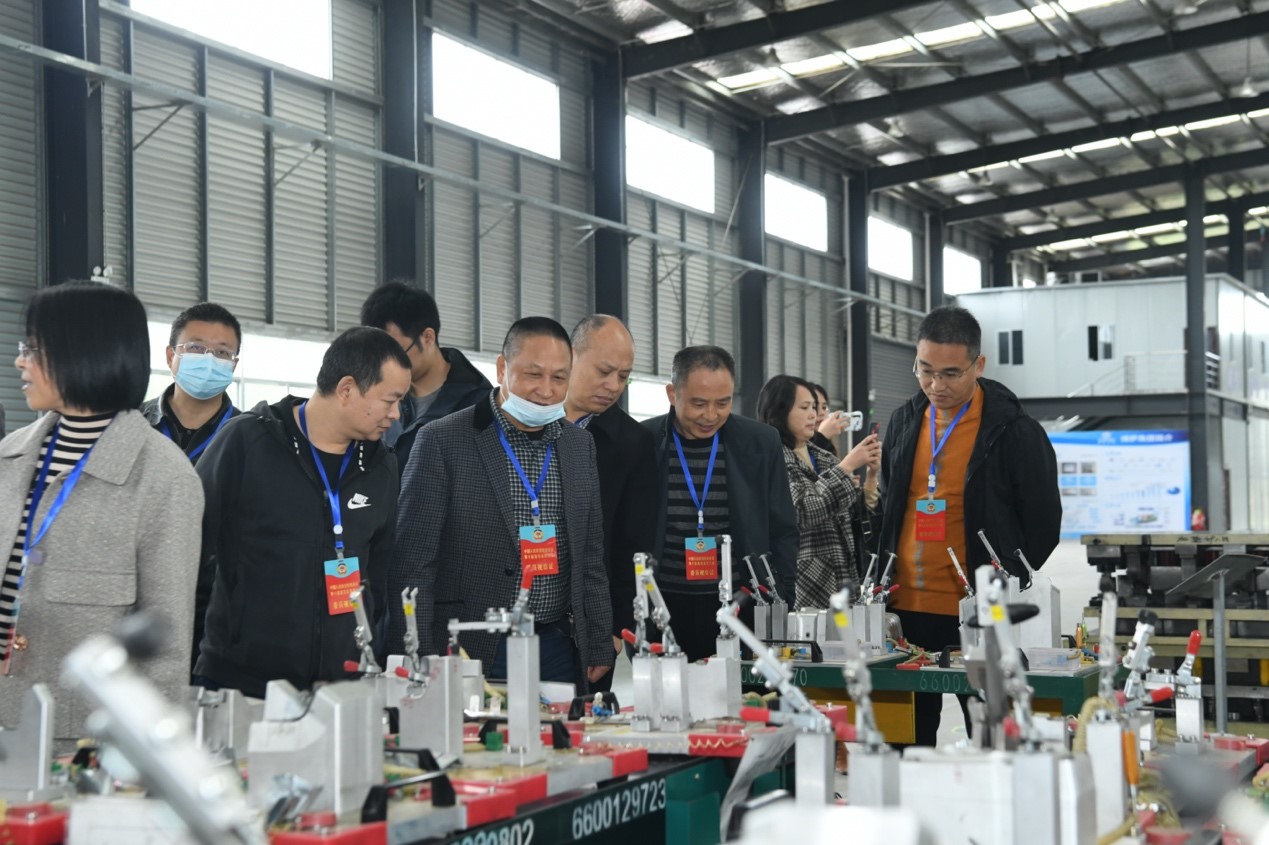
[1001,189,1269,250]
[1051,234,1231,273]
[621,0,935,79]
[766,10,1269,143]
[869,90,1269,190]
[941,146,1269,223]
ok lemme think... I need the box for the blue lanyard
[497,424,554,525]
[160,402,235,460]
[298,402,355,557]
[672,429,719,537]
[927,400,972,498]
[25,425,96,559]
[808,449,818,474]
[6,426,99,665]
[573,414,594,429]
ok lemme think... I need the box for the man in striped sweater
[640,346,799,661]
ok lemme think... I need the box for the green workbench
[425,757,781,845]
[742,655,1102,719]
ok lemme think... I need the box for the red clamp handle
[834,722,858,742]
[1149,687,1175,704]
[758,585,770,594]
[1187,630,1202,656]
[621,628,663,653]
[520,572,535,591]
[394,666,412,679]
[739,706,772,724]
[343,660,361,673]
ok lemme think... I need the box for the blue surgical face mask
[500,387,566,427]
[176,354,235,401]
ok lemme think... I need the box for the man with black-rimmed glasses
[877,305,1060,746]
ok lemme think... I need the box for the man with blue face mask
[388,317,613,690]
[142,303,242,464]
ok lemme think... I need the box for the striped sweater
[0,413,113,659]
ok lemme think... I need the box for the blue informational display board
[1047,430,1191,538]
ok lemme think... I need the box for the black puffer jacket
[193,396,398,697]
[877,378,1061,580]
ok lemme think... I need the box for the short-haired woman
[0,282,203,745]
[758,375,880,610]
[808,382,847,456]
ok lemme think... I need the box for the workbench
[742,655,1101,743]
[418,757,777,845]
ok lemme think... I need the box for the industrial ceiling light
[1173,0,1203,15]
[1236,39,1257,98]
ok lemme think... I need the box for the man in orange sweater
[877,306,1060,746]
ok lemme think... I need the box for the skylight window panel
[765,174,829,251]
[636,20,694,43]
[848,39,912,62]
[625,115,715,213]
[915,22,983,48]
[1017,149,1066,163]
[943,247,983,296]
[431,33,561,159]
[1059,0,1126,11]
[867,217,914,281]
[718,68,783,89]
[1184,115,1241,131]
[985,9,1042,30]
[131,0,332,78]
[1070,138,1121,153]
[781,54,846,77]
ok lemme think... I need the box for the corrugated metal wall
[424,1,593,354]
[98,0,381,330]
[0,0,42,431]
[625,82,741,380]
[765,149,846,402]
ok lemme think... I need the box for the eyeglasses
[16,342,39,361]
[176,342,239,363]
[913,357,979,384]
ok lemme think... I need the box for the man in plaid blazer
[387,317,614,689]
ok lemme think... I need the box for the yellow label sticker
[834,612,848,628]
[990,605,1005,623]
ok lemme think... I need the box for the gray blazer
[387,397,613,674]
[0,410,203,742]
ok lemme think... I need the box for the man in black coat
[564,315,658,692]
[641,346,799,661]
[878,305,1060,745]
[361,281,492,476]
[195,328,412,697]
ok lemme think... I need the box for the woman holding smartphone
[758,375,880,609]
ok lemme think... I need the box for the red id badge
[913,499,947,542]
[519,524,560,577]
[684,536,719,581]
[323,556,361,615]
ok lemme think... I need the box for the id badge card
[519,523,560,577]
[324,555,361,615]
[913,499,947,542]
[684,536,719,581]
